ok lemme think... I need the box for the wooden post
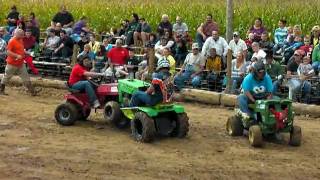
[226,0,234,42]
[225,49,232,93]
[148,48,155,76]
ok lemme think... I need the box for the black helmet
[252,60,265,80]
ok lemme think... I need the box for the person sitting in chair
[237,60,273,121]
[68,55,104,108]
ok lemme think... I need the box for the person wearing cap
[238,60,273,120]
[42,28,60,57]
[6,5,19,33]
[228,31,247,59]
[174,43,205,90]
[202,30,229,66]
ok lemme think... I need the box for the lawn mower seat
[65,82,81,93]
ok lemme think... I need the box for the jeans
[195,32,205,50]
[312,61,320,72]
[272,43,284,55]
[174,68,201,89]
[238,94,252,115]
[130,91,163,107]
[71,81,97,104]
[175,52,188,67]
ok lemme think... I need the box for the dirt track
[0,87,320,180]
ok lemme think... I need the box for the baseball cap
[233,32,240,37]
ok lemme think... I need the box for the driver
[129,73,168,107]
[237,60,273,120]
[68,54,104,108]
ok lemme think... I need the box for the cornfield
[0,0,319,38]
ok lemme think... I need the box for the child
[92,45,107,73]
[299,35,313,56]
[78,44,95,60]
[126,48,141,78]
[298,55,314,78]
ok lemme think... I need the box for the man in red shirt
[68,54,104,108]
[0,29,38,96]
[105,39,129,77]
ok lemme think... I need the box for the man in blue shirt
[238,61,273,117]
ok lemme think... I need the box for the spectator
[92,45,107,73]
[157,14,172,37]
[102,36,113,53]
[299,35,313,56]
[202,30,229,66]
[42,28,60,57]
[78,44,95,60]
[161,47,176,76]
[105,39,129,77]
[205,48,222,82]
[54,22,63,36]
[29,12,40,28]
[25,20,40,43]
[54,30,74,60]
[231,51,248,94]
[51,5,74,35]
[125,13,140,46]
[0,29,38,96]
[23,29,36,51]
[133,18,152,47]
[273,19,288,54]
[174,39,188,67]
[0,33,6,61]
[135,50,149,80]
[146,33,158,48]
[88,34,100,53]
[283,35,303,64]
[251,42,266,63]
[71,16,90,42]
[229,31,248,59]
[16,15,26,31]
[293,25,302,38]
[77,32,89,52]
[126,48,141,77]
[312,43,320,72]
[172,16,189,43]
[0,27,11,43]
[245,33,255,61]
[154,36,174,60]
[259,32,273,53]
[296,55,313,103]
[196,14,219,50]
[6,5,19,33]
[153,52,171,81]
[248,17,266,41]
[174,43,205,90]
[117,19,129,37]
[310,25,320,47]
[265,52,283,80]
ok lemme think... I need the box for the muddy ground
[0,87,319,180]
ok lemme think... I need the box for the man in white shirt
[172,16,189,41]
[202,30,229,66]
[174,43,205,90]
[229,32,247,59]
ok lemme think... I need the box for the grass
[0,0,319,38]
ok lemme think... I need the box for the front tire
[289,125,302,146]
[55,102,78,126]
[248,125,263,147]
[171,113,189,138]
[104,101,129,129]
[226,116,243,136]
[131,112,156,143]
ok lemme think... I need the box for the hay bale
[220,93,238,107]
[181,88,221,105]
[293,103,320,117]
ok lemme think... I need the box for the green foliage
[0,0,319,38]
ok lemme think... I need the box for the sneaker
[93,100,101,109]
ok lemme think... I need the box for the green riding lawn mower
[226,99,302,147]
[102,79,189,142]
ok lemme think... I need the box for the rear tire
[248,125,263,147]
[103,101,129,129]
[226,116,243,136]
[289,125,302,146]
[171,113,189,138]
[55,102,78,126]
[131,112,156,143]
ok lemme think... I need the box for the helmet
[252,60,265,80]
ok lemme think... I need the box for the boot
[0,84,7,95]
[24,81,41,96]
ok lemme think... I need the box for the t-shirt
[251,49,266,63]
[206,56,222,72]
[173,23,188,35]
[242,73,273,99]
[297,64,313,76]
[184,53,205,72]
[287,60,299,74]
[202,21,219,36]
[68,64,87,86]
[23,36,36,50]
[229,39,247,57]
[6,37,25,67]
[274,27,288,44]
[7,11,19,26]
[127,56,141,72]
[46,36,60,50]
[59,36,74,49]
[107,47,129,65]
[52,12,74,26]
[73,20,85,35]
